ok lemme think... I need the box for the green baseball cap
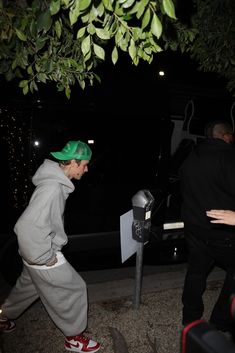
[51,140,92,161]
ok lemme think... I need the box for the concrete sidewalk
[81,263,225,303]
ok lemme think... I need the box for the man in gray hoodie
[0,140,100,353]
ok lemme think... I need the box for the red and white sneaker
[0,317,16,333]
[65,334,100,352]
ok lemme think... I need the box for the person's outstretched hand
[206,210,235,225]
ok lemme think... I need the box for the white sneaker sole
[65,344,100,353]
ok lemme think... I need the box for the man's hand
[206,209,235,225]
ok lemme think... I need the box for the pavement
[0,262,228,353]
[80,262,225,304]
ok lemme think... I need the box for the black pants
[182,226,235,331]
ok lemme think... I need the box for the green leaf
[122,0,136,9]
[45,60,53,73]
[29,81,34,93]
[93,43,105,60]
[50,0,61,16]
[61,0,70,7]
[30,20,37,37]
[81,35,91,56]
[122,14,132,20]
[141,8,150,30]
[79,0,91,11]
[128,1,140,15]
[96,2,104,16]
[119,37,128,51]
[23,84,29,95]
[102,0,113,11]
[30,80,38,92]
[86,61,93,71]
[77,27,86,39]
[27,65,33,75]
[37,73,47,83]
[55,20,62,38]
[19,80,28,88]
[84,50,91,62]
[79,79,86,90]
[136,0,149,18]
[162,0,176,20]
[35,63,41,72]
[115,28,124,44]
[15,28,27,41]
[111,46,118,64]
[81,13,89,23]
[87,23,96,35]
[132,27,141,41]
[31,0,40,13]
[37,10,52,33]
[128,38,137,61]
[65,86,71,99]
[137,3,146,18]
[69,1,80,26]
[93,73,101,83]
[133,56,139,65]
[114,3,123,16]
[151,13,162,39]
[95,28,110,40]
[35,37,47,50]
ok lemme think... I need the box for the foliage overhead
[189,0,235,95]
[0,0,193,98]
[0,0,234,98]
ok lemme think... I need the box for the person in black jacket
[180,120,235,333]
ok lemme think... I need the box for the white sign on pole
[120,209,138,263]
[120,209,184,263]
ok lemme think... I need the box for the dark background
[0,50,234,233]
[0,49,234,282]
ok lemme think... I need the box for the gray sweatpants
[2,261,87,336]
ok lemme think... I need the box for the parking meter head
[132,189,154,219]
[131,189,155,243]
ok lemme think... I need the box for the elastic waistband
[23,252,66,270]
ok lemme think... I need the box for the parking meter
[131,189,155,243]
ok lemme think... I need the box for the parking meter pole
[131,189,155,310]
[133,242,144,310]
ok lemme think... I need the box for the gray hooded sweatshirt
[14,159,75,265]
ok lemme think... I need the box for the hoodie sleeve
[14,221,56,265]
[14,183,66,265]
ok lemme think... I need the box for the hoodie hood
[32,159,75,193]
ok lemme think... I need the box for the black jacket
[180,138,235,229]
